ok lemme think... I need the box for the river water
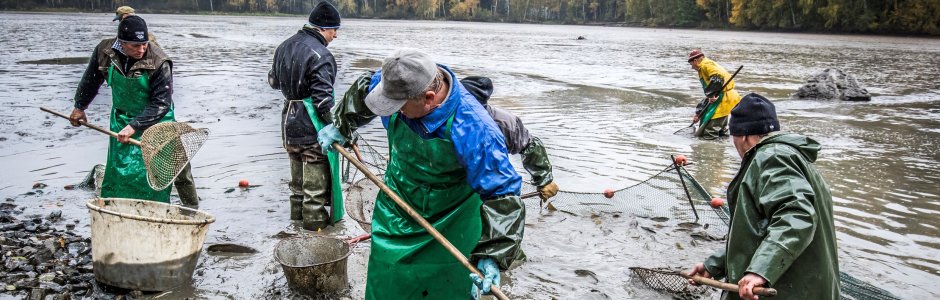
[1,12,938,299]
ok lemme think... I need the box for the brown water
[1,12,938,299]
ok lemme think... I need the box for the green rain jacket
[704,133,839,299]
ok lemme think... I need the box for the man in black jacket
[268,2,342,231]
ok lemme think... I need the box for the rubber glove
[469,258,500,299]
[537,181,559,200]
[317,124,346,154]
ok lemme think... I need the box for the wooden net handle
[41,107,142,146]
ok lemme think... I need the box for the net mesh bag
[139,122,209,190]
[839,272,902,300]
[628,267,713,300]
[346,177,379,232]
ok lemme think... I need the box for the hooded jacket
[704,133,840,299]
[269,28,336,145]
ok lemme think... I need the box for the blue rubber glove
[469,258,500,299]
[317,124,346,154]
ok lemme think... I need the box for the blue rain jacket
[369,66,522,199]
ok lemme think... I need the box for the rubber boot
[175,163,199,207]
[301,160,331,231]
[288,159,304,220]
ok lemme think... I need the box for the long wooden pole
[680,272,778,297]
[41,107,142,146]
[332,143,511,300]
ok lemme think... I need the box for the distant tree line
[1,0,938,34]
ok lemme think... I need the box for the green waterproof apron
[364,113,483,300]
[697,78,724,127]
[302,97,345,223]
[100,65,175,202]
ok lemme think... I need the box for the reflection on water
[0,12,938,299]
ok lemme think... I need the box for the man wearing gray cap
[319,49,524,299]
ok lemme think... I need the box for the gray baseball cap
[365,49,438,116]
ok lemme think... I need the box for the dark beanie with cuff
[117,15,149,43]
[461,76,494,106]
[309,1,341,28]
[729,93,780,136]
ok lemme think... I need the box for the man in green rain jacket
[687,93,839,300]
[69,16,176,203]
[318,49,525,299]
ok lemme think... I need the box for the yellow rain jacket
[697,58,742,119]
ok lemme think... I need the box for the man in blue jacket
[319,49,524,299]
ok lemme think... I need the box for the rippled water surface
[1,12,938,299]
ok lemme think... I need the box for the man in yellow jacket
[688,50,742,139]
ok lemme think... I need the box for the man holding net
[687,93,839,299]
[108,6,200,207]
[318,49,524,299]
[267,2,344,231]
[68,16,177,203]
[687,50,742,139]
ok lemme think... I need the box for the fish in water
[650,217,669,222]
[575,269,599,283]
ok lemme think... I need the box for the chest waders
[695,78,725,136]
[364,113,483,300]
[301,97,345,223]
[100,65,175,202]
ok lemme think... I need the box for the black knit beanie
[117,15,149,43]
[729,93,780,136]
[309,1,341,28]
[460,76,494,106]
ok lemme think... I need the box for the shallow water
[1,12,938,299]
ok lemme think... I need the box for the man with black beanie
[268,1,344,231]
[686,93,840,300]
[68,15,180,203]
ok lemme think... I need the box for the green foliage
[2,0,936,34]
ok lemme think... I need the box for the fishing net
[520,164,731,237]
[139,122,209,191]
[346,177,379,232]
[839,272,902,300]
[339,137,730,237]
[628,267,713,300]
[76,164,106,193]
[629,266,901,300]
